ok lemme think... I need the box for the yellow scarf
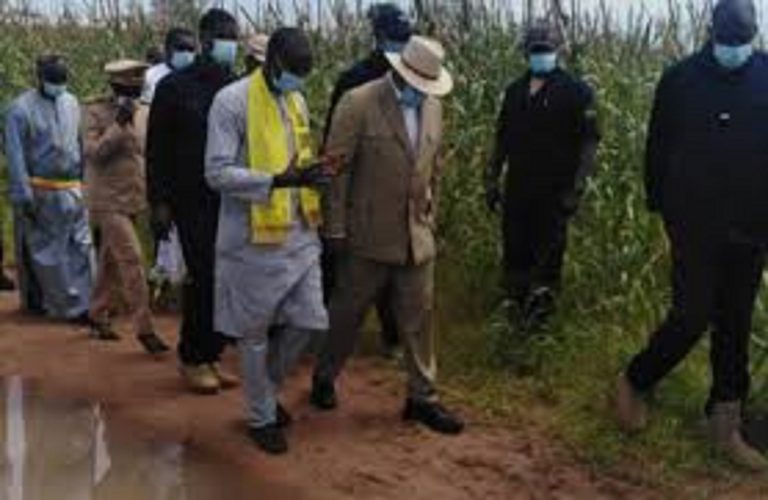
[247,69,321,245]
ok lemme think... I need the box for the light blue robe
[4,89,94,319]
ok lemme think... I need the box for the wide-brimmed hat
[385,36,453,96]
[246,33,269,63]
[104,59,149,86]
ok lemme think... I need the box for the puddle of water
[0,376,267,500]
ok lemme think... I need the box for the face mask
[211,39,238,67]
[170,50,195,70]
[42,82,66,99]
[379,39,407,54]
[713,43,754,70]
[529,52,558,75]
[400,85,425,109]
[274,70,305,94]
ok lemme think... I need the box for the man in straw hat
[485,18,600,332]
[615,0,768,471]
[320,2,414,360]
[83,60,169,354]
[312,36,464,435]
[206,27,339,454]
[4,54,94,321]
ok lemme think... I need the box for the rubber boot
[614,373,648,433]
[709,401,768,472]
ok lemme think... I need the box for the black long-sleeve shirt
[645,46,768,243]
[146,59,234,214]
[323,50,391,145]
[488,68,600,202]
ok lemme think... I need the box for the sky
[11,0,768,28]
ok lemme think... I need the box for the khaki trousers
[90,212,153,336]
[317,255,437,402]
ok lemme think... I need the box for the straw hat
[246,33,270,63]
[385,36,453,96]
[104,59,149,86]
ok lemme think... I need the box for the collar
[388,72,403,101]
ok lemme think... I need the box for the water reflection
[0,376,187,500]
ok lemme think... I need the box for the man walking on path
[84,59,169,354]
[485,19,600,330]
[206,28,336,454]
[615,0,768,471]
[312,36,464,436]
[321,3,413,357]
[147,9,240,394]
[4,55,93,320]
[142,27,197,310]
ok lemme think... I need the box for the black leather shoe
[402,399,465,435]
[0,273,15,292]
[248,424,288,455]
[277,403,293,428]
[90,322,121,341]
[137,332,170,355]
[310,376,337,411]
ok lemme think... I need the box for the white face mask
[211,39,238,67]
[42,81,66,99]
[170,50,195,70]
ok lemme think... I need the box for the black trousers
[321,241,399,348]
[174,201,225,365]
[502,197,569,306]
[627,228,765,406]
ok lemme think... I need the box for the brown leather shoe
[615,373,648,433]
[710,402,768,472]
[180,364,220,395]
[210,363,240,390]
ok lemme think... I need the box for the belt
[29,177,82,191]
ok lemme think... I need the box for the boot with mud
[614,373,648,433]
[90,321,121,341]
[210,363,240,389]
[709,401,768,472]
[0,271,15,292]
[180,364,220,395]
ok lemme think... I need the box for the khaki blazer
[83,97,148,215]
[324,76,445,265]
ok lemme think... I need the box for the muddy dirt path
[0,291,665,500]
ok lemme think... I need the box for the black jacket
[488,68,600,202]
[647,47,768,243]
[146,58,235,214]
[323,50,391,143]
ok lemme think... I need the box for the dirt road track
[0,292,666,500]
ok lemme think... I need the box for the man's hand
[150,203,173,240]
[485,183,503,213]
[273,158,335,189]
[115,97,135,126]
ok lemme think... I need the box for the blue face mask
[400,85,425,109]
[211,39,238,67]
[713,43,754,70]
[170,50,195,70]
[274,70,305,94]
[379,39,407,54]
[42,82,66,99]
[529,52,558,75]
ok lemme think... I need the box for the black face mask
[112,83,141,99]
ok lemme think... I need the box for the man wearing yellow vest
[206,28,337,455]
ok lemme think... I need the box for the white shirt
[389,74,420,150]
[141,63,172,104]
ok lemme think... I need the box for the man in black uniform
[615,0,768,471]
[485,20,599,330]
[146,8,240,395]
[322,3,412,356]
